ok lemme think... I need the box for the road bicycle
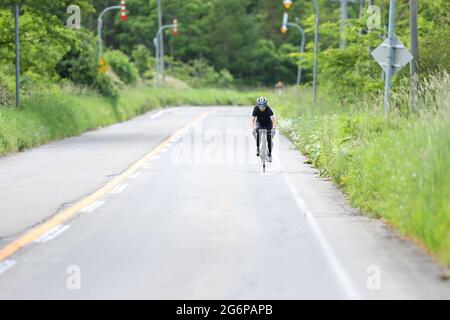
[256,129,269,173]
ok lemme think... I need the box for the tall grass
[0,85,257,156]
[276,72,450,265]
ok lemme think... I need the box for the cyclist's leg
[267,129,273,156]
[256,127,260,150]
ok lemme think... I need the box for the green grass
[275,73,450,266]
[0,85,258,156]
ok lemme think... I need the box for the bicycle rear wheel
[259,129,267,173]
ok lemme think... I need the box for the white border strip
[279,162,360,299]
[80,201,106,213]
[109,184,128,194]
[35,225,71,244]
[0,259,17,275]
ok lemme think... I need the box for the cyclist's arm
[252,116,257,128]
[271,115,277,128]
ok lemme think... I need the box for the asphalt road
[0,106,448,299]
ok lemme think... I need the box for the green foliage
[0,85,256,157]
[0,2,91,80]
[94,73,119,101]
[2,0,449,89]
[132,45,153,77]
[165,58,234,88]
[104,50,139,85]
[0,67,15,106]
[56,31,118,99]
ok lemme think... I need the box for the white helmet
[256,96,268,107]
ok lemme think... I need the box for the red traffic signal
[120,0,127,22]
[172,17,178,36]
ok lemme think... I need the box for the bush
[0,70,15,106]
[166,58,234,88]
[132,45,153,77]
[104,50,139,85]
[94,74,119,101]
[56,32,118,99]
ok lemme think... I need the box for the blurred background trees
[0,0,449,101]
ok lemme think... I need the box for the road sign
[371,34,413,74]
[98,58,109,74]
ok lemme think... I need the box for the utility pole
[332,0,356,49]
[157,0,164,82]
[409,0,419,113]
[14,1,20,107]
[384,0,396,115]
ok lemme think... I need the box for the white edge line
[0,259,17,275]
[150,108,177,120]
[279,162,361,300]
[150,110,165,119]
[110,184,128,194]
[35,225,71,244]
[129,172,141,179]
[81,201,106,213]
[142,162,151,169]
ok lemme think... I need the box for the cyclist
[252,97,277,162]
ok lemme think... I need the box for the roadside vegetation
[273,72,450,266]
[0,85,257,156]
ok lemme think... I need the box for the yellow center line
[0,110,212,262]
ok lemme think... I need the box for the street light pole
[153,24,175,87]
[384,0,396,115]
[286,22,306,87]
[14,1,20,107]
[98,6,121,61]
[282,0,318,103]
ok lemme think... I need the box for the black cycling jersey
[252,106,274,129]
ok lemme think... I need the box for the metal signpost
[371,0,412,116]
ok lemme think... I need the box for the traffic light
[283,0,293,10]
[172,17,178,36]
[120,0,127,22]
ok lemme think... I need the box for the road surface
[0,106,448,299]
